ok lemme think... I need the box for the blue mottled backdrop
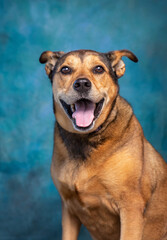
[0,0,167,239]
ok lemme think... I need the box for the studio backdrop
[0,0,167,239]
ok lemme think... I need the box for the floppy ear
[39,51,64,77]
[106,49,138,78]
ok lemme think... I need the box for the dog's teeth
[71,104,75,112]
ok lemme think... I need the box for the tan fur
[40,49,167,240]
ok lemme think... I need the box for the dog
[39,49,167,240]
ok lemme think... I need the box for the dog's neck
[56,95,134,161]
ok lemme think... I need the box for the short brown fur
[39,49,167,240]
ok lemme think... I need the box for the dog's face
[39,49,138,134]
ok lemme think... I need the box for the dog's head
[39,49,138,134]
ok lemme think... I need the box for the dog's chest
[51,152,121,239]
[55,163,119,216]
[57,166,120,239]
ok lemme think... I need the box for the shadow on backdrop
[0,0,167,239]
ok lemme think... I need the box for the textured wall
[0,0,167,239]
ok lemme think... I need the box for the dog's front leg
[120,206,144,240]
[62,201,81,240]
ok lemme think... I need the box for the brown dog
[39,49,167,240]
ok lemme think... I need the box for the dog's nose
[73,78,91,93]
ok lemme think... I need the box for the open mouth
[60,98,104,130]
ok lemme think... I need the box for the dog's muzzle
[59,78,104,131]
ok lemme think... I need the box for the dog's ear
[39,51,64,76]
[106,50,138,78]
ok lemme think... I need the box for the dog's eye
[60,66,72,74]
[93,65,105,74]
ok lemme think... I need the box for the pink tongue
[72,101,95,127]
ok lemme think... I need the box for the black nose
[73,78,91,93]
